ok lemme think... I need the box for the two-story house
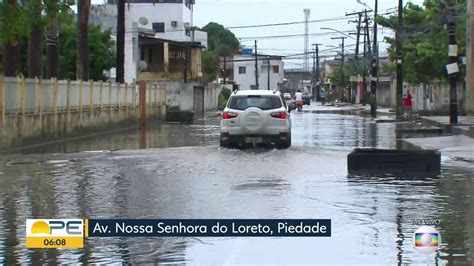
[91,0,208,83]
[223,49,284,91]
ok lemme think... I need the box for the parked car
[302,92,311,105]
[220,90,292,149]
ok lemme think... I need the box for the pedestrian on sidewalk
[403,91,413,123]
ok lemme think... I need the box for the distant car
[283,93,295,111]
[220,90,292,149]
[302,92,311,105]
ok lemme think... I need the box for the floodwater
[0,112,473,264]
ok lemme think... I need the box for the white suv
[220,90,292,149]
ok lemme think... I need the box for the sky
[92,0,425,69]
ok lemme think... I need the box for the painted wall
[387,80,467,115]
[146,81,219,111]
[0,77,166,150]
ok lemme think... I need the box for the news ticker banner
[26,219,331,248]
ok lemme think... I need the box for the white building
[91,0,208,83]
[231,54,284,91]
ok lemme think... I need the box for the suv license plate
[245,137,263,144]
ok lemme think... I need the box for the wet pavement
[0,112,473,264]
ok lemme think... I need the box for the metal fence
[0,76,166,122]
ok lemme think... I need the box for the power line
[226,16,354,30]
[238,30,355,40]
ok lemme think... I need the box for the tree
[201,22,240,82]
[44,0,63,79]
[201,50,219,83]
[59,12,115,81]
[77,0,91,81]
[377,0,466,84]
[0,0,26,76]
[26,0,44,78]
[202,22,240,56]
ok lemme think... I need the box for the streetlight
[320,27,356,41]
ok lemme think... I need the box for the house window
[152,22,165,33]
[148,48,153,63]
[272,65,279,74]
[239,66,246,74]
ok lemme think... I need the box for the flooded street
[0,112,473,264]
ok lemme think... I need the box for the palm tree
[27,0,43,78]
[76,0,91,81]
[45,0,60,79]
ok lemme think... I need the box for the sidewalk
[403,135,474,163]
[420,116,474,138]
[304,101,474,163]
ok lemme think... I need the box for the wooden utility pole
[267,57,271,90]
[370,0,379,118]
[116,0,125,83]
[347,11,365,103]
[255,40,259,90]
[312,43,322,101]
[331,37,347,101]
[396,0,404,119]
[467,0,474,115]
[447,0,459,124]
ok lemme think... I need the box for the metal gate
[193,86,204,117]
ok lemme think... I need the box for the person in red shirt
[403,91,413,122]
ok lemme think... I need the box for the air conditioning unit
[171,21,178,27]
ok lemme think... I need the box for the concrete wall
[145,80,219,111]
[0,77,166,150]
[387,79,467,114]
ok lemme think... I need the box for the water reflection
[0,113,472,264]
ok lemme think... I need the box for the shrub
[218,86,232,110]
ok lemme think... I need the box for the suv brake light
[223,112,238,119]
[270,112,287,119]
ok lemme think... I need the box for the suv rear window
[228,95,283,111]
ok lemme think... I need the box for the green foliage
[218,87,232,110]
[0,0,74,45]
[377,0,466,84]
[202,22,240,56]
[59,11,115,80]
[331,68,350,87]
[201,50,219,82]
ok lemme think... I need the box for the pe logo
[26,219,84,249]
[413,226,441,254]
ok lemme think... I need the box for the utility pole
[304,8,311,72]
[370,0,379,118]
[267,57,271,90]
[332,37,347,102]
[223,56,227,84]
[396,0,404,119]
[255,40,259,90]
[314,44,322,101]
[348,11,365,103]
[446,0,459,124]
[362,11,369,106]
[312,49,316,98]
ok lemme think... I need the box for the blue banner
[87,219,331,237]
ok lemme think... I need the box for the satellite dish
[139,17,148,26]
[138,61,148,72]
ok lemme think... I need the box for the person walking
[403,91,413,123]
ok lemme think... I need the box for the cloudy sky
[92,0,424,69]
